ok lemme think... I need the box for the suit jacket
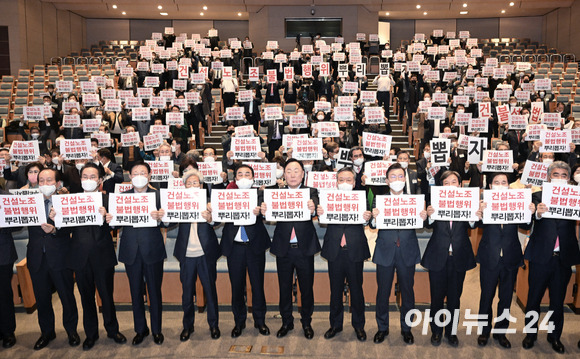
[264,82,281,104]
[174,221,222,263]
[475,222,526,270]
[265,118,288,143]
[122,146,143,169]
[62,165,83,194]
[321,223,371,263]
[117,187,167,265]
[27,196,72,272]
[102,162,124,194]
[67,193,117,271]
[421,220,476,272]
[243,99,261,124]
[270,187,321,257]
[524,191,580,267]
[405,169,419,195]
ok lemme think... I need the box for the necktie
[554,236,560,251]
[270,84,274,96]
[274,120,280,139]
[340,234,346,247]
[45,199,51,222]
[241,226,249,242]
[249,100,253,114]
[290,227,297,243]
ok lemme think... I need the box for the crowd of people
[0,27,579,354]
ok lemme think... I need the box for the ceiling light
[423,11,427,15]
[416,5,421,9]
[509,2,514,6]
[237,12,242,16]
[203,5,208,10]
[160,12,168,16]
[122,11,126,15]
[200,12,204,16]
[158,5,163,10]
[501,9,506,13]
[385,12,390,16]
[463,3,467,7]
[112,4,117,9]
[460,11,468,14]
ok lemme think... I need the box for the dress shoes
[373,330,388,343]
[303,325,314,339]
[276,324,294,338]
[2,333,16,348]
[153,333,164,345]
[430,333,442,346]
[107,332,127,344]
[254,323,270,336]
[68,331,81,347]
[324,327,342,339]
[33,332,56,350]
[492,334,511,348]
[132,328,150,345]
[547,335,565,354]
[180,327,194,342]
[522,335,535,349]
[355,328,367,342]
[210,327,220,339]
[477,334,489,346]
[447,334,459,347]
[402,331,414,344]
[231,323,245,338]
[82,336,97,350]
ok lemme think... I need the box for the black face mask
[339,127,347,131]
[411,80,417,85]
[227,130,234,135]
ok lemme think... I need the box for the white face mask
[276,169,284,179]
[44,102,50,106]
[39,184,56,197]
[82,179,98,192]
[551,178,568,185]
[31,133,39,139]
[203,156,215,163]
[236,178,254,189]
[159,156,171,162]
[457,109,464,113]
[457,90,464,95]
[353,158,364,166]
[303,164,313,172]
[52,157,60,165]
[399,161,409,169]
[317,115,324,120]
[491,185,509,190]
[424,151,431,159]
[543,158,554,165]
[337,182,353,191]
[171,145,176,152]
[75,163,84,171]
[389,180,405,192]
[96,115,102,120]
[131,175,148,189]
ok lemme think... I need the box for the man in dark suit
[370,163,427,345]
[28,168,79,350]
[61,159,87,194]
[243,89,262,133]
[173,169,222,341]
[317,167,372,341]
[97,148,123,194]
[0,190,18,348]
[106,162,167,345]
[220,164,271,338]
[522,161,580,354]
[422,170,478,347]
[65,163,126,350]
[264,81,281,104]
[260,159,319,339]
[121,126,143,170]
[262,114,288,160]
[396,150,418,194]
[349,146,366,190]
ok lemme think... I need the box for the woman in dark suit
[173,169,221,341]
[474,172,534,349]
[422,170,479,347]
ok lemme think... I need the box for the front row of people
[1,160,579,353]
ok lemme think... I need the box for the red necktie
[340,234,346,247]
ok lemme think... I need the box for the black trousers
[222,92,236,110]
[376,91,391,120]
[268,139,282,161]
[75,263,119,339]
[125,254,164,335]
[29,253,78,335]
[328,249,365,330]
[276,248,314,327]
[180,255,219,330]
[524,255,572,340]
[478,257,518,335]
[0,264,16,336]
[428,255,466,336]
[227,243,267,327]
[376,248,416,332]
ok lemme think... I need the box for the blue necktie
[240,226,249,242]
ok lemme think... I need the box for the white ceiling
[42,0,572,20]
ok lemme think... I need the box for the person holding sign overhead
[105,162,167,346]
[62,163,126,350]
[172,169,221,341]
[522,161,580,353]
[260,159,319,339]
[317,167,372,341]
[220,164,271,338]
[473,172,534,349]
[422,170,479,347]
[370,163,427,345]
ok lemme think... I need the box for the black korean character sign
[468,137,488,163]
[429,139,450,166]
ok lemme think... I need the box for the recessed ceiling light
[203,5,208,10]
[158,5,163,10]
[237,12,242,16]
[423,11,427,15]
[385,12,390,16]
[501,9,506,13]
[112,4,117,9]
[509,2,514,6]
[122,11,126,15]
[200,12,204,16]
[463,3,467,7]
[160,12,168,16]
[460,11,468,14]
[416,5,421,9]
